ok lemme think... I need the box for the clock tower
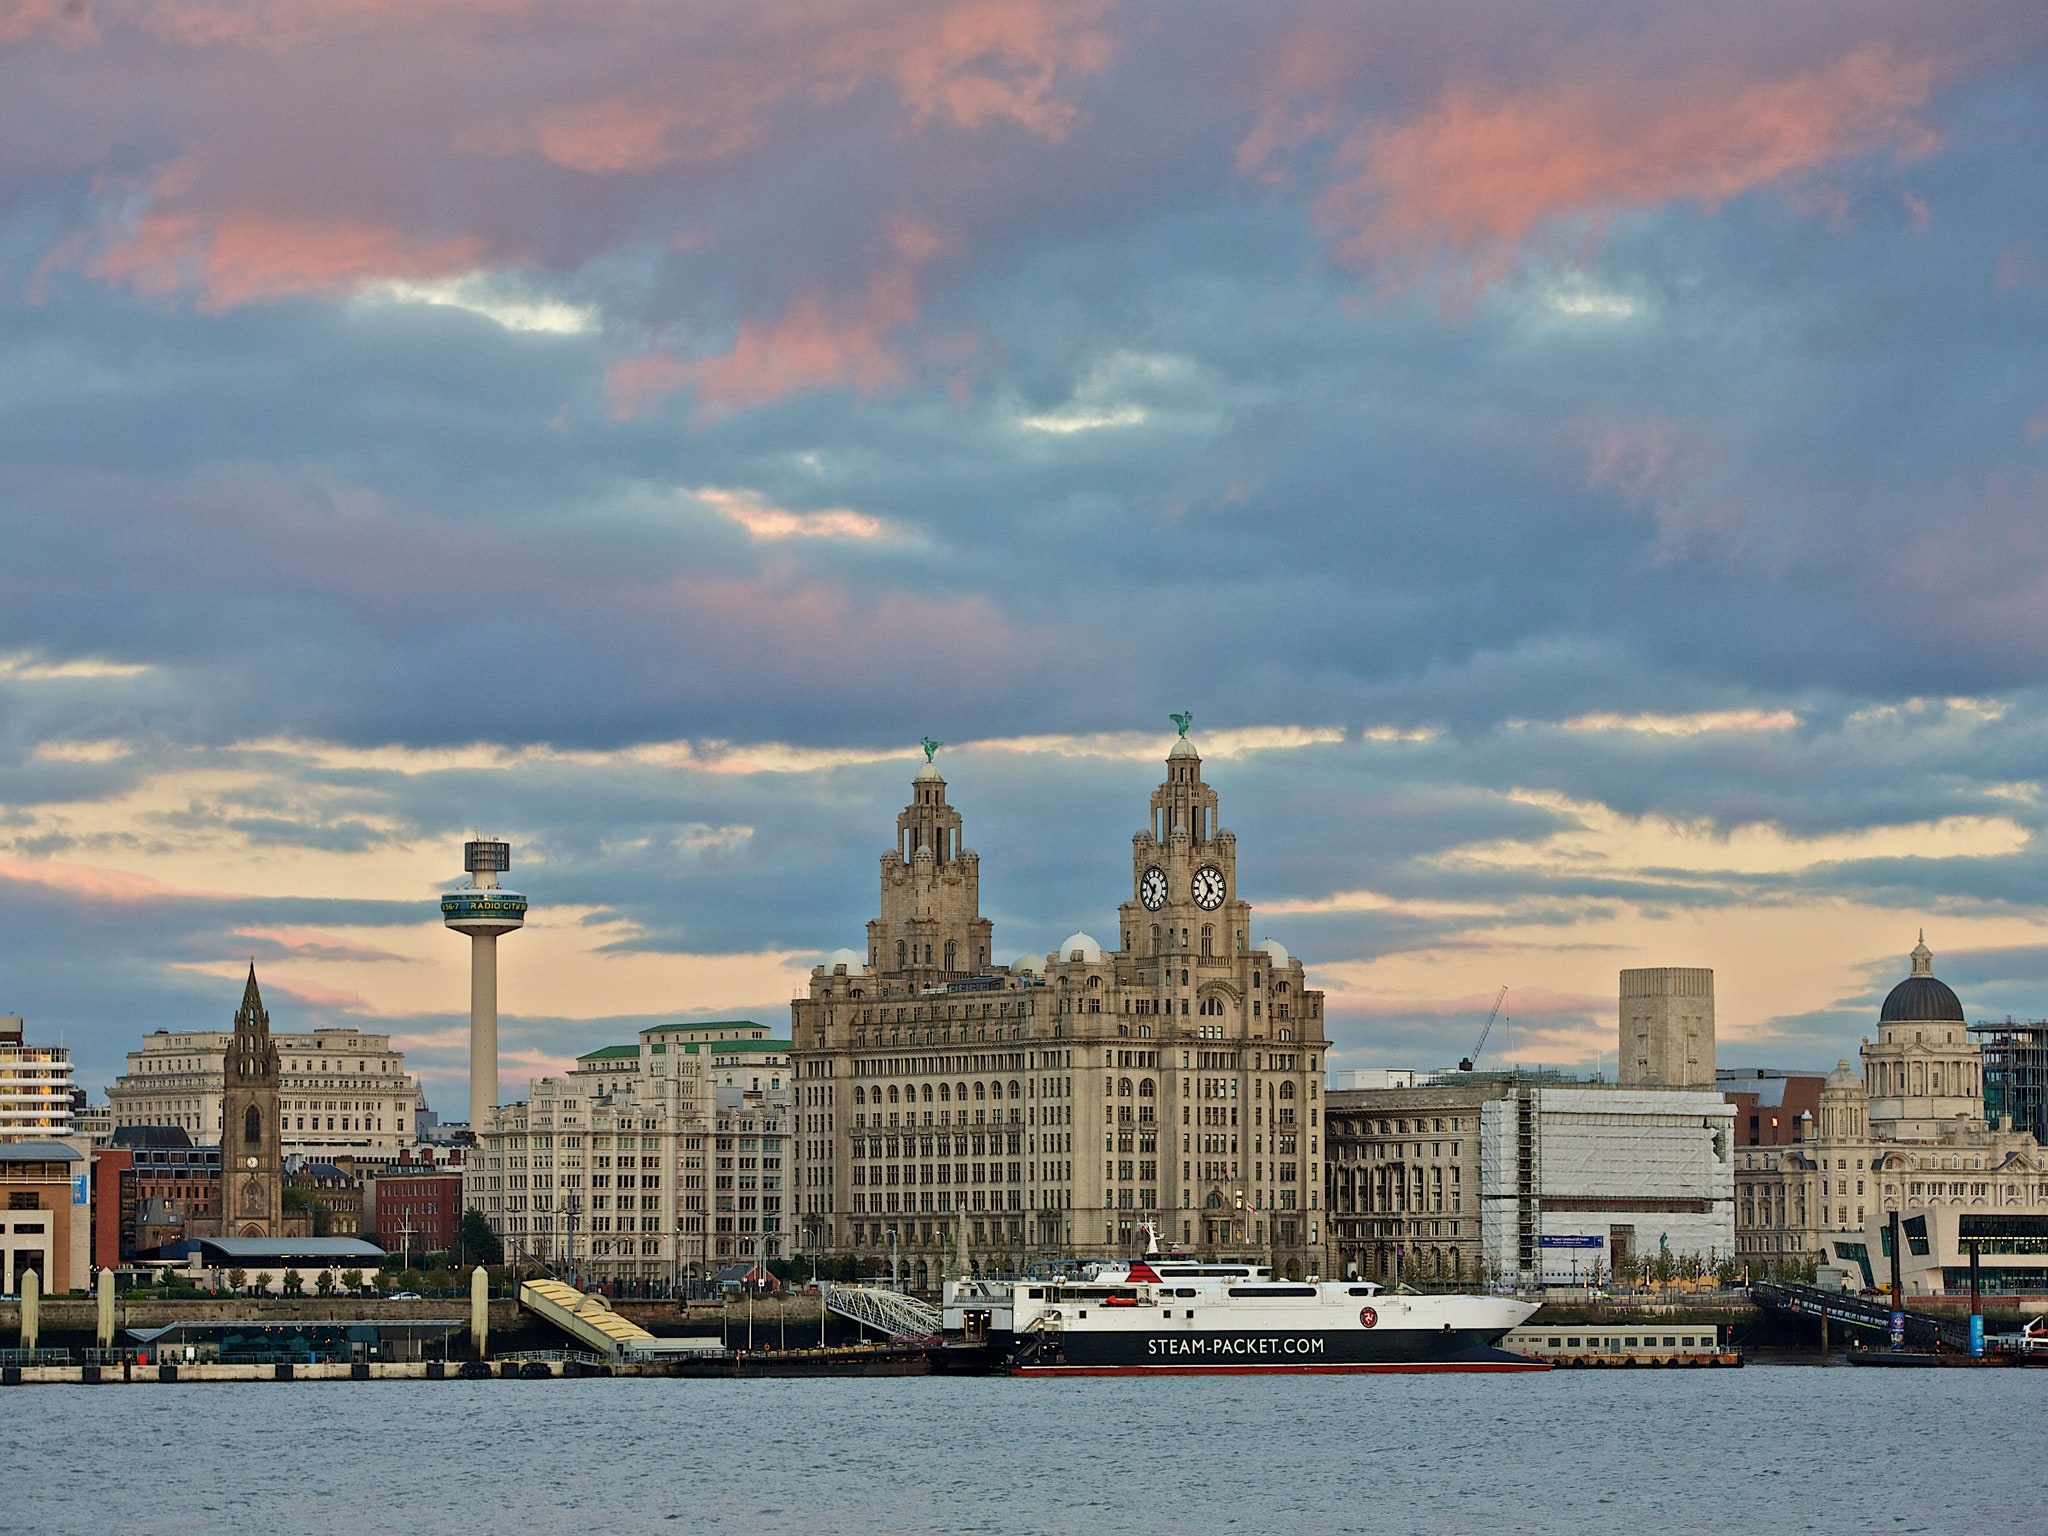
[1122,719,1248,966]
[866,746,994,985]
[220,964,284,1238]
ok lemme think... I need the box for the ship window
[1176,1288,1197,1298]
[1229,1285,1316,1298]
[1348,1287,1374,1297]
[1027,1288,1044,1299]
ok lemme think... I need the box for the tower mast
[442,838,527,1134]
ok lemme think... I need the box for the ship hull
[1011,1326,1544,1375]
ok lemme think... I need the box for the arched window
[854,1086,867,1105]
[938,1082,951,1102]
[888,1085,900,1104]
[921,1083,933,1103]
[1279,1082,1296,1100]
[1138,1079,1155,1098]
[1008,1080,1021,1100]
[956,1082,968,1102]
[974,1082,986,1101]
[1119,1077,1134,1098]
[243,1104,261,1144]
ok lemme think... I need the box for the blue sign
[1540,1235,1604,1249]
[1889,1311,1906,1349]
[72,1173,88,1205]
[1969,1315,1985,1358]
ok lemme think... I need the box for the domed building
[1733,937,2048,1293]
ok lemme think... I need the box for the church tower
[866,743,993,984]
[220,964,284,1237]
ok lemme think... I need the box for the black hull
[1008,1327,1544,1375]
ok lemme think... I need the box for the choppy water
[6,1365,2040,1535]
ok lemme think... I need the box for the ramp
[518,1280,714,1361]
[824,1283,943,1341]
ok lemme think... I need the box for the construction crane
[1457,986,1509,1072]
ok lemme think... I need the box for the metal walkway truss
[822,1283,942,1341]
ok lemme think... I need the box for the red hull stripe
[1012,1361,1550,1377]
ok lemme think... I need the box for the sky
[5,0,2048,1115]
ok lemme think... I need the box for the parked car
[388,1290,424,1300]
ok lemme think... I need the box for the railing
[491,1349,610,1365]
[0,1348,73,1366]
[822,1283,943,1341]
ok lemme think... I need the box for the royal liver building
[790,722,1331,1284]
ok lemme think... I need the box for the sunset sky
[5,1,2048,1114]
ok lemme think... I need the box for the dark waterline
[6,1367,2039,1535]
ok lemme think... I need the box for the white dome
[914,760,944,783]
[1259,937,1290,966]
[1012,953,1042,974]
[1059,931,1104,963]
[824,947,867,974]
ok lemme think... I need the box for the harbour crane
[1457,986,1509,1072]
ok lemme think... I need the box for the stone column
[471,1263,489,1358]
[97,1267,115,1349]
[19,1267,38,1351]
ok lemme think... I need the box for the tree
[227,1267,248,1294]
[459,1208,504,1266]
[315,1270,336,1297]
[340,1269,364,1293]
[282,1268,305,1296]
[254,1271,275,1295]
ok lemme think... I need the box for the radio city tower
[441,838,527,1133]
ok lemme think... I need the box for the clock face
[1192,865,1226,910]
[1139,866,1168,911]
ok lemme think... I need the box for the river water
[6,1365,2039,1535]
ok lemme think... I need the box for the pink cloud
[1314,46,1939,280]
[87,208,486,310]
[0,858,200,903]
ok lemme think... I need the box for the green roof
[639,1019,767,1037]
[576,1044,641,1061]
[708,1039,791,1055]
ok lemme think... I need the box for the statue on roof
[1170,711,1193,738]
[920,736,942,763]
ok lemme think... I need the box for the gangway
[518,1279,716,1361]
[1751,1281,1966,1351]
[823,1283,943,1341]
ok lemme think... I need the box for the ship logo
[1359,1307,1378,1328]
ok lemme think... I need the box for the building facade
[466,1024,791,1284]
[1325,1079,1492,1283]
[1733,940,2048,1289]
[790,728,1332,1283]
[109,1017,417,1164]
[364,1166,462,1256]
[0,1017,75,1139]
[0,1141,89,1293]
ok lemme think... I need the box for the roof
[707,1039,789,1055]
[0,1139,83,1162]
[194,1236,385,1261]
[1881,975,1965,1024]
[577,1045,641,1060]
[112,1125,195,1149]
[638,1019,768,1036]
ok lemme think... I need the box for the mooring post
[1819,1309,1829,1365]
[19,1267,38,1352]
[97,1266,115,1350]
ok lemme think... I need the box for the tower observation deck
[441,838,527,1133]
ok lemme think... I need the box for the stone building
[110,1013,418,1164]
[790,725,1331,1283]
[1619,967,1715,1088]
[1733,939,2048,1284]
[1325,1079,1491,1283]
[467,1023,791,1284]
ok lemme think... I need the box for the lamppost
[563,1195,582,1289]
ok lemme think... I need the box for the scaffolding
[1970,1018,2048,1147]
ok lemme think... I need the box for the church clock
[1192,864,1226,910]
[1139,866,1168,910]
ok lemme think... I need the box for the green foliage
[227,1267,248,1293]
[459,1208,504,1266]
[314,1270,336,1296]
[282,1268,305,1296]
[282,1187,311,1212]
[340,1269,364,1292]
[425,1266,456,1296]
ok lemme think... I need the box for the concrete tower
[1618,966,1715,1087]
[441,838,527,1133]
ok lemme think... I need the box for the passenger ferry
[942,1233,1542,1376]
